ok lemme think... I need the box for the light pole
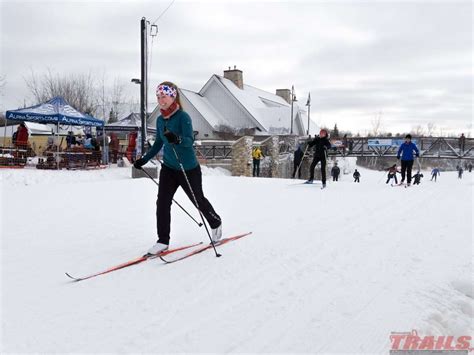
[290,85,296,135]
[306,92,311,136]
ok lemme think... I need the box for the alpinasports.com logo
[390,330,473,353]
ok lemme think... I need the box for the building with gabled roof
[149,67,318,140]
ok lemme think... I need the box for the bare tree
[370,111,383,136]
[110,78,124,121]
[412,125,425,137]
[426,122,436,137]
[25,69,98,115]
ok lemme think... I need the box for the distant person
[305,129,331,188]
[252,146,264,177]
[458,166,464,179]
[348,139,353,153]
[353,169,361,183]
[84,134,94,149]
[331,162,340,182]
[412,172,423,185]
[109,133,120,163]
[386,164,400,185]
[397,134,420,186]
[342,134,348,154]
[468,163,472,173]
[459,133,466,153]
[66,131,76,149]
[292,144,304,179]
[15,122,29,149]
[126,131,137,162]
[431,168,440,182]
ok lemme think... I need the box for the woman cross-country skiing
[305,129,332,188]
[134,81,222,255]
[397,134,420,186]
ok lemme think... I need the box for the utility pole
[140,17,148,155]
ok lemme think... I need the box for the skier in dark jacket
[331,163,340,181]
[412,172,423,185]
[305,129,332,187]
[292,144,305,179]
[397,134,420,186]
[386,164,400,184]
[353,169,361,183]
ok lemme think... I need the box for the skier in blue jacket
[397,134,420,186]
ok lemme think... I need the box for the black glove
[164,130,181,144]
[133,157,147,169]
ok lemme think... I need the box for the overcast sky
[1,0,472,135]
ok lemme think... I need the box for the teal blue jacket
[142,109,198,170]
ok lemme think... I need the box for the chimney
[276,89,291,104]
[223,65,243,89]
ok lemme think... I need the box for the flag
[306,92,311,106]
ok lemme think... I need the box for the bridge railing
[193,137,474,161]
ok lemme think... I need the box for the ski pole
[139,164,203,227]
[416,156,422,173]
[170,145,221,258]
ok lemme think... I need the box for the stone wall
[231,136,253,176]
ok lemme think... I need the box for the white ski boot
[146,242,169,255]
[211,223,222,242]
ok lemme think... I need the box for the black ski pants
[400,160,414,184]
[309,156,326,183]
[156,164,221,245]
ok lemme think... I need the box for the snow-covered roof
[180,89,227,128]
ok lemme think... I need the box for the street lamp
[290,85,297,135]
[306,92,311,136]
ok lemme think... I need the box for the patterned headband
[156,84,177,98]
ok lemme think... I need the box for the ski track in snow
[1,165,472,353]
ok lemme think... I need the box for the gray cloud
[1,0,472,135]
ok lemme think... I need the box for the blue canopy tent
[5,96,105,166]
[6,96,103,127]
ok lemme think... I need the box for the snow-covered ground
[1,163,472,353]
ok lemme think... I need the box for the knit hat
[405,134,412,139]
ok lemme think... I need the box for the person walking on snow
[292,144,304,179]
[252,146,264,177]
[397,134,420,186]
[386,164,400,184]
[305,129,332,188]
[458,166,464,179]
[133,81,222,255]
[331,162,340,181]
[353,169,361,183]
[431,168,440,182]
